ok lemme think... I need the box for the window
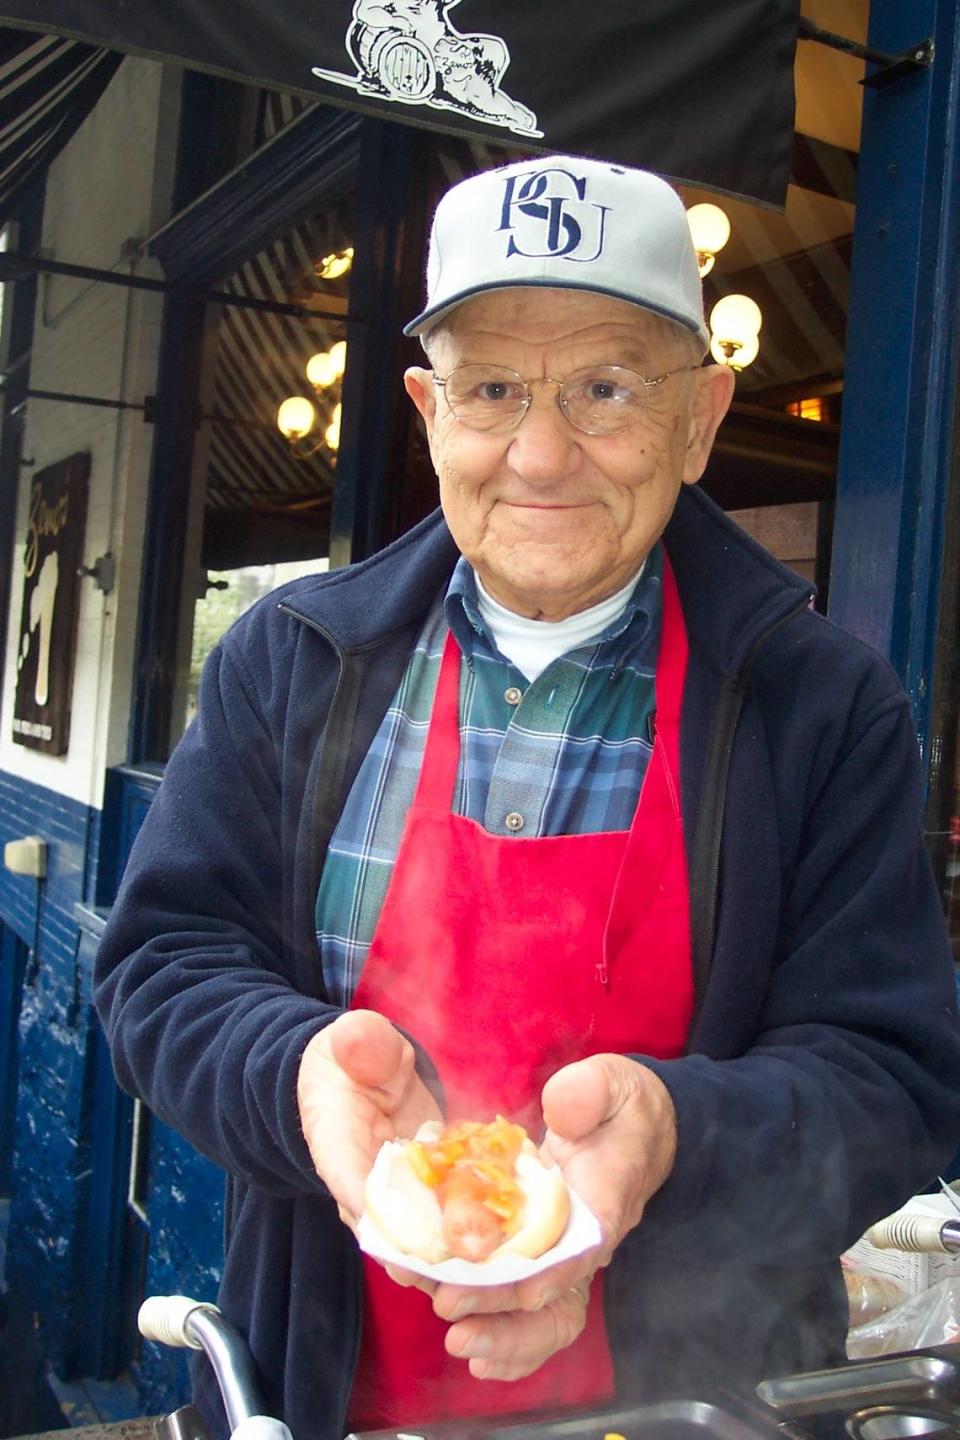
[186,558,328,727]
[171,194,355,738]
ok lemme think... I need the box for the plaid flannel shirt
[315,545,663,1005]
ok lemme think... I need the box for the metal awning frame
[0,249,349,322]
[798,18,934,91]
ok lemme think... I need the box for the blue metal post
[328,120,430,567]
[828,0,960,760]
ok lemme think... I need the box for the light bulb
[277,395,316,440]
[687,203,731,254]
[710,293,763,342]
[315,247,354,280]
[686,203,731,277]
[306,340,347,390]
[306,352,338,389]
[325,401,342,452]
[329,340,347,377]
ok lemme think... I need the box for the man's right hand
[297,1009,442,1222]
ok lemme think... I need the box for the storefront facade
[0,0,957,1422]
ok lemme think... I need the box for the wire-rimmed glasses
[431,363,698,436]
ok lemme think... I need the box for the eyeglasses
[431,363,698,436]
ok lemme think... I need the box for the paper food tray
[357,1184,602,1286]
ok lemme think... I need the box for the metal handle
[139,1295,293,1440]
[865,1214,960,1253]
[139,1295,221,1350]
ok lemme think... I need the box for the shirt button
[505,811,525,832]
[504,686,522,705]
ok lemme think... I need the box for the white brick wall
[1,57,181,808]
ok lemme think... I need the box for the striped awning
[0,28,121,224]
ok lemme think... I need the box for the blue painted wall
[0,771,100,1374]
[0,766,223,1416]
[137,1122,225,1413]
[0,767,98,952]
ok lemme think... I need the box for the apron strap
[411,629,462,812]
[655,552,686,729]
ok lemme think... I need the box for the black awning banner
[0,1,800,206]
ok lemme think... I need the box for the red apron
[348,559,693,1429]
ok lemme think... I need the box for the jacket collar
[280,486,814,676]
[663,485,815,677]
[277,506,458,651]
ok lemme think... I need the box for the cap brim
[404,279,710,351]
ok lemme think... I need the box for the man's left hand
[429,1055,677,1380]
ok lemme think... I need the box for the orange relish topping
[407,1116,527,1224]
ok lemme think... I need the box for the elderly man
[95,156,960,1440]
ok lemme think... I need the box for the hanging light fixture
[277,339,348,459]
[305,340,347,391]
[686,203,731,278]
[315,247,354,280]
[709,293,763,370]
[275,242,351,458]
[276,395,324,459]
[277,395,317,442]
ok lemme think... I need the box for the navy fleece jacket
[94,486,960,1439]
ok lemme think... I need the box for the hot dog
[364,1116,571,1264]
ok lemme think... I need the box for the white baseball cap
[405,154,709,350]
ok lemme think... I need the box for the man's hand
[540,1053,678,1262]
[432,1055,677,1381]
[297,1009,442,1222]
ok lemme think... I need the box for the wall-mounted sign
[13,452,90,755]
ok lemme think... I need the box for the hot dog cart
[138,1296,960,1440]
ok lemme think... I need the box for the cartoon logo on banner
[13,453,90,755]
[312,0,542,137]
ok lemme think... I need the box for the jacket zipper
[277,603,360,891]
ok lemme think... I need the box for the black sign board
[0,1,799,206]
[13,452,90,755]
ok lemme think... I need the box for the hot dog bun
[364,1117,570,1264]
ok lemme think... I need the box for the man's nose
[506,386,581,480]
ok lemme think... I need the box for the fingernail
[462,1333,493,1358]
[448,1327,492,1359]
[447,1294,479,1321]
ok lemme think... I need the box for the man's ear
[404,367,437,439]
[682,363,736,486]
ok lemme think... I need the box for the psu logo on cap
[498,167,609,263]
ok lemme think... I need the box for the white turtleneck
[474,565,645,683]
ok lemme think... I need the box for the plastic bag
[847,1276,960,1358]
[842,1257,909,1326]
